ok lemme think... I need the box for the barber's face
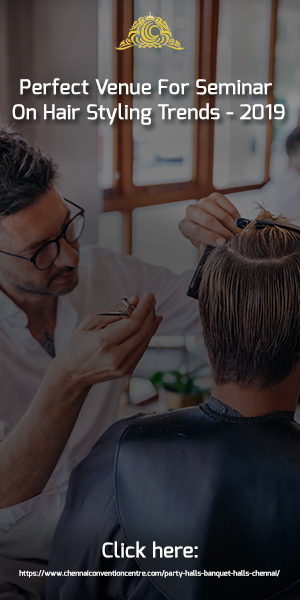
[0,187,80,296]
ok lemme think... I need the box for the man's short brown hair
[199,210,300,388]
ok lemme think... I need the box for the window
[214,0,274,188]
[270,0,300,176]
[98,0,278,265]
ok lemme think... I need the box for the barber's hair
[199,209,300,388]
[0,126,57,218]
[286,125,300,158]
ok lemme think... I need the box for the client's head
[199,209,300,389]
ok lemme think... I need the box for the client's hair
[199,209,300,388]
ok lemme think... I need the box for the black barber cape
[46,398,300,600]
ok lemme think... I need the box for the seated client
[47,210,300,600]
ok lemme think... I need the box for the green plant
[150,370,204,398]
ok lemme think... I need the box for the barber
[0,128,199,595]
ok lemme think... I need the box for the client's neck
[212,367,300,417]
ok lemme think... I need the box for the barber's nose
[53,238,80,268]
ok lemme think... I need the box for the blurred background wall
[0,0,99,245]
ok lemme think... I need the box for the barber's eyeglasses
[0,198,85,271]
[186,217,300,300]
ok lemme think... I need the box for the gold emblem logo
[116,13,185,50]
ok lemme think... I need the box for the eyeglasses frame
[0,198,85,271]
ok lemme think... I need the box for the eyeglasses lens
[35,242,59,270]
[34,212,85,270]
[65,214,85,243]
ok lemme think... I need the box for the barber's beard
[1,266,79,297]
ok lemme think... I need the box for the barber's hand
[52,293,162,391]
[179,192,241,254]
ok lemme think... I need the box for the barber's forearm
[0,363,90,509]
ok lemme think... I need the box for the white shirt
[0,246,199,561]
